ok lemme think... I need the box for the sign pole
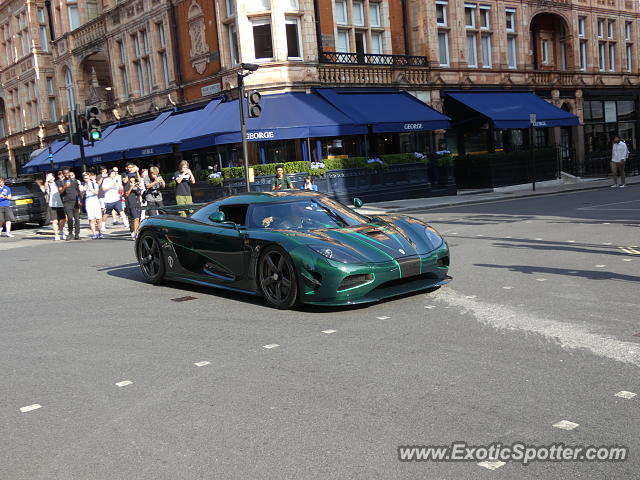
[238,73,250,193]
[529,113,536,192]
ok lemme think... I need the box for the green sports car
[135,191,450,309]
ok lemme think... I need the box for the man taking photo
[57,167,81,240]
[271,165,293,190]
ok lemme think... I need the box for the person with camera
[101,169,129,232]
[56,167,82,240]
[144,167,165,216]
[45,173,65,240]
[123,163,143,240]
[173,160,196,217]
[82,171,104,239]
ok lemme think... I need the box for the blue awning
[315,88,450,132]
[124,99,222,158]
[21,140,68,173]
[180,92,368,150]
[445,92,580,128]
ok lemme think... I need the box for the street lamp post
[237,63,259,192]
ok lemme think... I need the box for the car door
[189,206,250,287]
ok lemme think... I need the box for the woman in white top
[45,172,66,240]
[82,171,104,239]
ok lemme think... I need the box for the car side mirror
[353,198,363,208]
[208,211,225,223]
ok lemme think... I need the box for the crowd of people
[39,160,196,241]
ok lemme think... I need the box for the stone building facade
[2,0,640,176]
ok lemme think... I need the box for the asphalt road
[1,186,638,479]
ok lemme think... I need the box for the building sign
[247,131,275,140]
[201,83,221,97]
[532,121,547,127]
[404,123,423,130]
[141,148,154,155]
[604,101,617,123]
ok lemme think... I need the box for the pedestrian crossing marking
[194,361,210,367]
[115,380,133,387]
[553,420,579,430]
[614,391,636,399]
[20,404,42,413]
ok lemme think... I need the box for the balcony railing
[320,51,430,68]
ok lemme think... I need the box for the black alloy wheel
[137,232,165,284]
[258,246,299,309]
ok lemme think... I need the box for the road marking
[505,236,513,239]
[567,270,578,274]
[377,316,390,320]
[602,242,612,246]
[553,420,579,431]
[466,295,477,299]
[567,240,575,243]
[536,278,547,282]
[20,404,42,413]
[478,461,506,470]
[620,246,640,255]
[262,344,280,349]
[476,234,485,237]
[578,199,640,210]
[322,329,337,334]
[614,391,637,399]
[503,286,514,290]
[449,232,458,235]
[603,222,611,225]
[194,361,210,367]
[436,289,640,367]
[115,380,133,387]
[595,265,606,268]
[622,259,632,262]
[424,305,436,309]
[534,238,543,241]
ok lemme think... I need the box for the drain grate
[171,296,197,302]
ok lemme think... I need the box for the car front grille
[338,273,374,291]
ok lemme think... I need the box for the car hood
[284,215,444,263]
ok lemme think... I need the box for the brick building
[4,0,640,176]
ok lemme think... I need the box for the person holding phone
[56,167,81,240]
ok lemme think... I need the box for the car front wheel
[137,232,165,284]
[258,246,299,309]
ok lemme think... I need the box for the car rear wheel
[258,246,299,309]
[137,232,165,284]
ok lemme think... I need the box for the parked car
[4,178,48,226]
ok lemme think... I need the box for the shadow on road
[475,263,640,283]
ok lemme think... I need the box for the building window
[541,39,549,65]
[467,34,477,67]
[371,31,382,54]
[597,19,604,38]
[505,9,515,32]
[579,40,587,71]
[252,19,273,60]
[226,0,236,17]
[352,1,364,26]
[464,4,476,28]
[626,43,632,72]
[479,6,490,29]
[116,39,129,99]
[64,69,75,112]
[598,42,606,70]
[285,17,302,59]
[625,21,632,41]
[68,4,80,30]
[37,8,48,52]
[607,19,615,39]
[481,34,491,67]
[578,16,585,37]
[507,36,517,69]
[336,29,349,52]
[438,31,449,66]
[334,0,347,25]
[228,23,239,65]
[436,1,447,27]
[369,2,381,27]
[247,0,270,12]
[608,43,615,71]
[354,31,366,56]
[131,30,153,95]
[156,23,170,88]
[286,0,299,10]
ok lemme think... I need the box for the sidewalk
[359,175,640,215]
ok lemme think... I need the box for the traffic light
[247,90,261,118]
[85,106,102,144]
[66,111,84,146]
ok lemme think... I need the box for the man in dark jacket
[57,167,81,240]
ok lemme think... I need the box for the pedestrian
[173,160,196,216]
[0,177,15,237]
[45,172,66,240]
[111,166,124,224]
[271,164,293,190]
[144,166,165,216]
[56,167,81,240]
[101,169,129,230]
[83,171,103,239]
[300,176,318,191]
[97,166,108,233]
[208,165,221,178]
[123,163,143,239]
[611,136,628,187]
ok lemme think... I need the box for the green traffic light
[91,130,101,140]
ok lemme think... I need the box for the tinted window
[9,183,41,196]
[247,198,368,230]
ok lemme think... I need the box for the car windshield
[247,197,369,230]
[9,183,41,196]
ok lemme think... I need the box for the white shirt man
[611,136,628,187]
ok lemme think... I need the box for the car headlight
[425,226,444,249]
[309,245,362,263]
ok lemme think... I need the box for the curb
[387,180,639,213]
